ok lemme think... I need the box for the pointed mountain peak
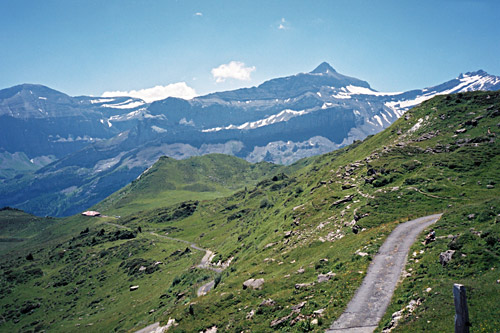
[310,62,337,74]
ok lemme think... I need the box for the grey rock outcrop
[439,250,455,266]
[243,278,265,290]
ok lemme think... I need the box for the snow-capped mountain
[1,64,499,217]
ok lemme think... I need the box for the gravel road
[327,214,442,332]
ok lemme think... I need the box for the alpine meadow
[1,1,500,332]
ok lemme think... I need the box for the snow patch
[91,98,114,104]
[203,109,308,132]
[101,99,144,109]
[346,85,401,96]
[179,118,195,126]
[332,91,351,99]
[321,102,334,109]
[151,125,167,133]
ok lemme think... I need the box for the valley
[0,90,498,332]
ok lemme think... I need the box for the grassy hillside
[93,153,282,216]
[0,90,498,332]
[0,207,57,253]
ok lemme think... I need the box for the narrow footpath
[327,213,442,333]
[149,232,222,297]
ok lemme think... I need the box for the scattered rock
[487,184,495,189]
[464,119,478,127]
[439,250,455,266]
[313,308,325,316]
[383,299,421,332]
[331,195,354,207]
[468,214,475,220]
[295,282,315,289]
[270,313,293,328]
[311,318,319,325]
[20,302,40,314]
[317,271,336,283]
[356,250,369,257]
[264,242,276,249]
[296,267,305,274]
[414,131,438,142]
[364,177,375,184]
[243,278,265,290]
[130,285,139,291]
[455,128,467,134]
[284,231,293,238]
[291,301,307,312]
[293,204,304,211]
[202,326,217,333]
[259,299,276,307]
[246,309,255,319]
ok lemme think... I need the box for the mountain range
[1,90,498,332]
[1,63,499,216]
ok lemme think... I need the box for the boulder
[291,301,306,312]
[439,250,455,266]
[313,308,325,316]
[317,271,336,283]
[295,282,315,289]
[259,299,276,307]
[331,195,354,206]
[130,285,139,291]
[243,278,265,290]
[246,309,255,320]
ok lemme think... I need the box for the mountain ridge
[0,90,498,332]
[1,64,500,216]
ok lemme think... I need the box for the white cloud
[211,61,256,83]
[278,17,289,30]
[102,82,197,103]
[194,12,203,16]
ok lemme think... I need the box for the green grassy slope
[0,91,499,332]
[93,153,282,216]
[0,208,57,253]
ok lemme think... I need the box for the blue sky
[1,0,499,100]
